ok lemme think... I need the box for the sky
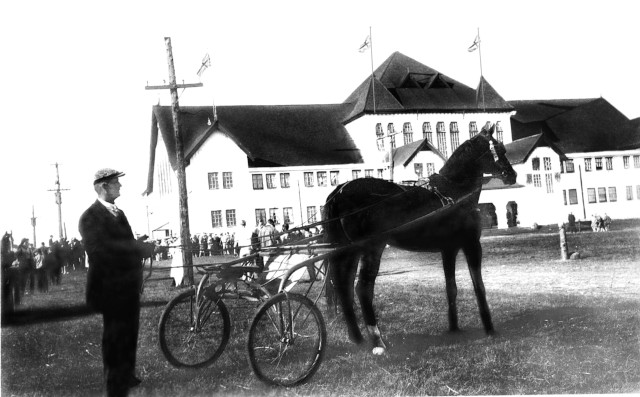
[1,0,638,244]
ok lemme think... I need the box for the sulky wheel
[158,288,230,368]
[247,292,326,386]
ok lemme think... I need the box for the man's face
[103,177,121,202]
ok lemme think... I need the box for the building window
[587,188,596,203]
[211,210,222,228]
[623,156,630,169]
[352,170,361,180]
[226,209,236,227]
[495,121,504,142]
[532,158,540,171]
[436,122,447,157]
[426,163,436,176]
[330,171,340,186]
[543,157,552,171]
[634,155,640,168]
[283,207,294,224]
[403,122,413,145]
[269,208,279,224]
[387,123,395,136]
[568,189,578,205]
[252,174,264,190]
[280,173,290,188]
[563,190,567,205]
[598,187,607,202]
[605,157,613,170]
[423,122,432,142]
[564,160,575,173]
[390,134,396,150]
[266,173,276,189]
[526,174,533,184]
[608,187,617,202]
[255,208,266,225]
[469,121,478,138]
[450,122,460,152]
[595,157,603,170]
[545,173,554,193]
[304,172,314,187]
[627,186,633,200]
[208,172,219,190]
[222,172,233,189]
[365,169,374,178]
[306,206,317,223]
[414,163,423,177]
[376,123,385,151]
[637,185,640,199]
[377,169,384,178]
[533,174,542,187]
[317,171,327,186]
[375,123,384,139]
[584,158,592,172]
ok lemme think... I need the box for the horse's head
[475,124,517,185]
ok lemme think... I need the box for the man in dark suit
[79,168,144,397]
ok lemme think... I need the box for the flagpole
[370,26,376,114]
[477,27,485,111]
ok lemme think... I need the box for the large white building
[144,52,639,241]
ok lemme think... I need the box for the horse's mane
[439,135,486,183]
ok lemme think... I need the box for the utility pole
[145,37,203,286]
[48,163,69,241]
[30,206,37,247]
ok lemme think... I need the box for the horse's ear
[480,123,495,138]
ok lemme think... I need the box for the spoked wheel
[158,288,230,368]
[247,292,326,386]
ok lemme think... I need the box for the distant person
[603,213,612,231]
[79,168,145,397]
[567,212,576,233]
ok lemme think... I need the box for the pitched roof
[509,97,637,152]
[146,104,362,194]
[392,138,446,167]
[343,52,512,121]
[504,133,568,165]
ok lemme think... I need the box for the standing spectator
[603,213,612,231]
[200,234,208,257]
[567,212,576,233]
[237,221,253,258]
[591,214,599,232]
[79,168,145,396]
[191,235,199,258]
[15,238,35,295]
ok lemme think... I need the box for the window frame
[208,172,219,190]
[211,210,223,228]
[222,172,233,189]
[252,174,264,190]
[280,173,290,188]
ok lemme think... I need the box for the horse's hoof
[486,329,497,337]
[372,347,386,356]
[349,333,365,345]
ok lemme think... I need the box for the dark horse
[323,124,517,354]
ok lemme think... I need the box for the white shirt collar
[98,198,119,215]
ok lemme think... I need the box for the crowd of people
[567,212,612,233]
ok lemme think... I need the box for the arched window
[469,121,478,138]
[450,122,460,152]
[403,122,413,145]
[422,122,432,142]
[495,121,504,142]
[436,122,447,157]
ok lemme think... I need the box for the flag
[468,35,480,52]
[358,35,371,53]
[197,53,211,77]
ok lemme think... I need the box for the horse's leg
[330,250,364,344]
[463,239,494,335]
[442,248,460,332]
[356,244,386,355]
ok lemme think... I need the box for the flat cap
[94,168,125,184]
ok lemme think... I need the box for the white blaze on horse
[323,124,517,355]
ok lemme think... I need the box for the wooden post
[164,37,194,286]
[559,223,568,260]
[145,37,203,286]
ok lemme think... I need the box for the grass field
[2,220,639,396]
